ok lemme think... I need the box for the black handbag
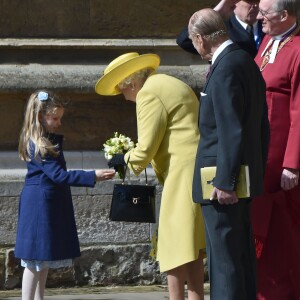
[109,157,156,223]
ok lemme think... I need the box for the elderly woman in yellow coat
[95,52,206,300]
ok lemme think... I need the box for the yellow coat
[124,73,205,272]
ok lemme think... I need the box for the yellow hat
[95,52,160,96]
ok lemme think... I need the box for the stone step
[0,38,207,92]
[0,64,206,93]
[0,38,178,49]
[0,38,203,65]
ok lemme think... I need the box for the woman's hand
[108,154,125,168]
[95,169,116,181]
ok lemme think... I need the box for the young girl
[14,90,115,300]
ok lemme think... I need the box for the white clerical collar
[212,40,234,64]
[261,23,297,63]
[273,23,297,40]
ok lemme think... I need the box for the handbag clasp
[133,197,140,204]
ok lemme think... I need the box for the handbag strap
[123,155,148,185]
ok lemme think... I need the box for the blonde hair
[18,90,67,161]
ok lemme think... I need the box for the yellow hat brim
[95,53,160,96]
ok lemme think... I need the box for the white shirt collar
[235,15,258,31]
[235,15,259,39]
[261,23,297,58]
[212,40,234,64]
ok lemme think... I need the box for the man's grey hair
[118,68,152,90]
[189,9,228,44]
[273,0,298,16]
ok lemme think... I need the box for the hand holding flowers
[103,132,135,179]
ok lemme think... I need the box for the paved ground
[0,285,210,300]
[2,292,168,299]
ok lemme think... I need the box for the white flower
[102,132,135,160]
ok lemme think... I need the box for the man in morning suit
[188,8,269,300]
[177,0,264,58]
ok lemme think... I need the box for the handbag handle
[123,155,149,185]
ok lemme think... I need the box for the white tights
[22,267,49,300]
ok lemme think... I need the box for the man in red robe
[251,0,300,298]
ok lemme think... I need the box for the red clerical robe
[252,28,300,300]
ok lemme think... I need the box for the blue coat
[14,134,95,261]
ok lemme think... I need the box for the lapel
[230,15,264,42]
[203,43,240,92]
[228,16,263,56]
[230,15,251,40]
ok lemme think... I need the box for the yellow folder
[200,165,250,200]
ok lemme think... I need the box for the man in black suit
[178,0,264,58]
[189,8,269,299]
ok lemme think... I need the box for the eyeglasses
[258,8,282,18]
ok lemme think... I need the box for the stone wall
[0,0,214,38]
[0,0,209,151]
[0,41,206,151]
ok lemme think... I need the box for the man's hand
[281,168,299,190]
[210,187,239,205]
[214,0,240,20]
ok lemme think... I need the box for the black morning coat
[192,43,270,204]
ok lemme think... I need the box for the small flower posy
[103,132,135,160]
[103,132,135,179]
[38,91,48,101]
